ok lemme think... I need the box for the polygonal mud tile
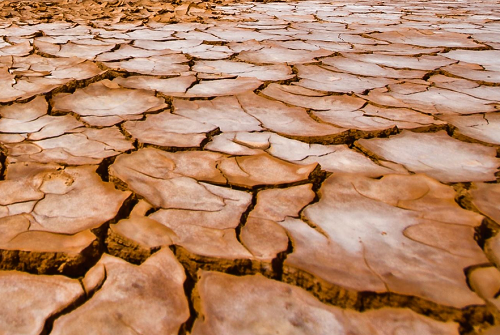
[106,200,174,263]
[237,45,333,64]
[341,53,455,71]
[193,59,293,81]
[124,111,218,149]
[6,127,133,165]
[173,96,263,132]
[51,249,189,335]
[35,40,115,59]
[366,86,496,115]
[429,74,500,101]
[321,56,427,79]
[192,271,460,335]
[440,113,500,146]
[236,92,348,142]
[280,173,486,309]
[0,162,131,235]
[110,148,318,193]
[105,54,190,76]
[52,79,167,126]
[206,131,404,177]
[0,270,83,335]
[356,130,500,183]
[443,50,500,72]
[369,28,484,48]
[241,184,315,261]
[470,182,500,226]
[296,64,395,94]
[442,62,500,85]
[113,75,196,95]
[179,77,263,98]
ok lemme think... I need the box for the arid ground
[0,0,499,334]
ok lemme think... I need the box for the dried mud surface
[0,0,499,334]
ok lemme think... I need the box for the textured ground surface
[0,0,500,334]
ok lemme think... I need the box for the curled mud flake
[218,153,318,188]
[121,28,175,41]
[0,25,40,37]
[109,148,226,208]
[9,54,103,81]
[0,95,49,126]
[133,39,202,51]
[185,44,234,60]
[0,77,73,103]
[31,166,131,234]
[205,27,283,43]
[0,222,100,276]
[262,83,436,135]
[49,61,105,80]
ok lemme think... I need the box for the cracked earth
[0,0,500,334]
